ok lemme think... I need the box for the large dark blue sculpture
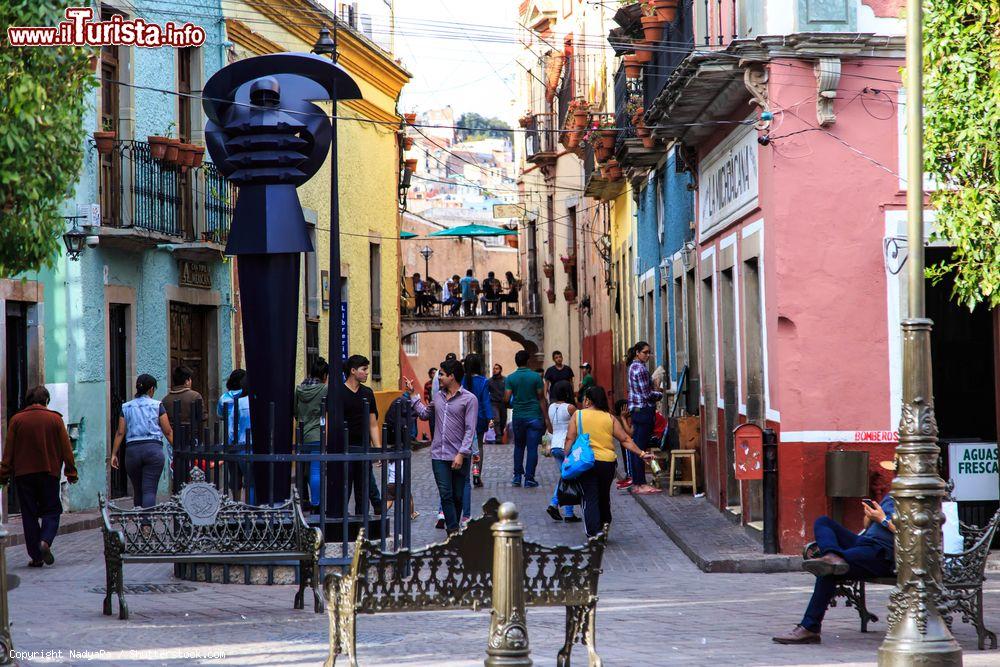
[203,53,361,504]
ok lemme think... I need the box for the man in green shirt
[504,350,550,488]
[577,362,595,404]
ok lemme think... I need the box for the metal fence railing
[525,112,558,159]
[643,0,695,112]
[166,395,413,571]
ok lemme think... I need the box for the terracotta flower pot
[642,135,659,149]
[403,137,414,150]
[634,41,654,64]
[563,287,577,303]
[147,135,170,160]
[179,143,198,168]
[545,289,556,304]
[595,146,613,163]
[623,54,642,79]
[93,131,116,155]
[518,115,532,128]
[404,112,417,125]
[404,158,418,172]
[653,0,679,22]
[543,263,554,278]
[565,131,581,149]
[164,138,181,164]
[599,130,617,149]
[603,159,622,181]
[572,108,590,130]
[636,125,651,139]
[190,145,205,169]
[506,236,518,249]
[641,16,667,42]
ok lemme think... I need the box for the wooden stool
[668,449,698,496]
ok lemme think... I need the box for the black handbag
[556,478,583,506]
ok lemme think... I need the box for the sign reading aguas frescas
[698,122,759,239]
[948,442,999,502]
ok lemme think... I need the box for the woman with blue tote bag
[564,386,652,537]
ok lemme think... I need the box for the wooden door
[169,302,208,400]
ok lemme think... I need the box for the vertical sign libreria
[698,123,759,239]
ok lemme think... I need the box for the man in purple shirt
[404,358,478,534]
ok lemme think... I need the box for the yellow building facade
[223,1,409,391]
[609,187,635,388]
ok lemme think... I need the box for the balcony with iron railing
[96,140,233,256]
[524,112,559,166]
[643,0,696,113]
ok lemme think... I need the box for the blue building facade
[3,2,234,510]
[633,152,693,391]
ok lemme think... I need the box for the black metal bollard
[762,428,778,554]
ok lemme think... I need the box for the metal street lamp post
[419,245,433,277]
[877,1,962,664]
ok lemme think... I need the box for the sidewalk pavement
[4,442,998,666]
[631,490,801,573]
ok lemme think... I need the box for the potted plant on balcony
[519,114,532,128]
[190,145,205,169]
[164,138,182,165]
[404,157,418,172]
[403,136,414,150]
[640,2,668,42]
[635,39,655,64]
[545,288,557,304]
[563,286,577,303]
[404,112,417,125]
[646,0,679,23]
[147,134,170,160]
[572,99,591,129]
[542,261,555,278]
[93,119,116,155]
[560,254,577,272]
[623,53,643,79]
[603,158,623,181]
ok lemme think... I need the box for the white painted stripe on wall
[781,430,898,443]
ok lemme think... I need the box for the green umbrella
[400,231,419,239]
[427,224,517,273]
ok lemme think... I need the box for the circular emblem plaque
[180,483,222,526]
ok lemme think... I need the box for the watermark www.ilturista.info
[6,7,205,48]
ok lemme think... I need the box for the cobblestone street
[7,444,1000,666]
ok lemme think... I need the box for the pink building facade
[637,0,999,552]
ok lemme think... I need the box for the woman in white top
[546,381,580,522]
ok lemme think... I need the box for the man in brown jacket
[0,386,78,566]
[164,365,206,443]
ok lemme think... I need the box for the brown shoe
[772,625,821,644]
[803,552,849,576]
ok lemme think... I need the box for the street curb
[630,492,802,574]
[2,512,103,550]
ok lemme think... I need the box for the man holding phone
[773,489,896,644]
[404,359,478,535]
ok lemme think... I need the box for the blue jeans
[432,458,471,533]
[511,417,544,481]
[124,441,165,508]
[549,448,576,517]
[629,406,655,486]
[801,516,895,631]
[301,441,322,508]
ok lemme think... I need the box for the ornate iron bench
[803,508,1000,649]
[325,498,607,666]
[99,467,324,620]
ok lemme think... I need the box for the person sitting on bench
[772,489,896,645]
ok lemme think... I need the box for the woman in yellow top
[566,386,652,537]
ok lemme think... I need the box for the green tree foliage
[455,112,512,141]
[0,2,95,276]
[923,0,1000,308]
